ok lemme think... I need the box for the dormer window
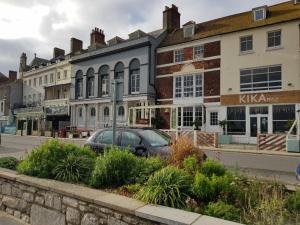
[252,6,267,21]
[183,21,195,38]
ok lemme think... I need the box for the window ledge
[239,50,254,56]
[266,46,283,51]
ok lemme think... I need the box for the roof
[29,57,49,68]
[0,72,9,83]
[160,1,300,47]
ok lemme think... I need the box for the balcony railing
[44,98,69,107]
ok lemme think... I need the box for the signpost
[112,79,123,145]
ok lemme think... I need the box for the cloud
[0,0,285,75]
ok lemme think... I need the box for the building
[131,0,300,144]
[16,46,73,136]
[220,1,300,143]
[0,71,22,131]
[69,23,166,129]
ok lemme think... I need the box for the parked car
[85,127,171,157]
[65,126,91,138]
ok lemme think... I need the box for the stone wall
[0,169,243,225]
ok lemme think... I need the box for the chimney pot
[163,4,181,32]
[90,27,105,46]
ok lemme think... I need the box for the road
[0,134,299,186]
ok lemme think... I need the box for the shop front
[221,91,300,144]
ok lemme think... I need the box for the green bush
[201,160,226,177]
[192,173,214,202]
[90,148,138,188]
[0,157,18,170]
[183,155,200,174]
[137,166,192,209]
[17,140,96,181]
[211,174,235,203]
[134,157,165,184]
[285,190,300,213]
[204,201,240,222]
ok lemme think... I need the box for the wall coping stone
[0,168,245,225]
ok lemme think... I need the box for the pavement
[0,212,27,225]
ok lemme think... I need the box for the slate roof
[160,1,300,47]
[0,72,9,83]
[29,57,49,68]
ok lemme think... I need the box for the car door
[120,131,145,155]
[93,130,120,153]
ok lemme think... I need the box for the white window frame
[50,73,54,83]
[130,70,140,94]
[210,112,218,126]
[101,75,109,96]
[173,73,203,99]
[253,8,266,21]
[240,35,253,53]
[177,105,203,128]
[183,24,195,38]
[267,30,282,49]
[193,45,204,60]
[39,77,42,86]
[174,49,184,63]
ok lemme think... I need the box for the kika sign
[239,93,279,104]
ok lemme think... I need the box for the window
[227,107,246,135]
[253,8,265,21]
[114,62,124,96]
[99,65,109,96]
[183,24,195,38]
[268,30,281,48]
[86,68,95,97]
[75,70,83,98]
[210,112,218,125]
[28,95,32,104]
[39,77,42,86]
[33,94,36,103]
[33,78,37,87]
[174,49,184,63]
[174,73,203,98]
[104,107,110,121]
[90,107,96,127]
[57,72,61,80]
[23,96,26,104]
[295,0,300,4]
[79,108,83,117]
[240,35,253,53]
[50,73,54,83]
[64,70,67,79]
[44,75,48,84]
[95,130,120,144]
[129,59,140,94]
[240,65,281,92]
[121,132,141,147]
[24,81,27,86]
[194,45,204,60]
[38,93,42,103]
[0,102,4,113]
[28,79,32,86]
[78,107,84,126]
[32,119,38,131]
[177,106,202,128]
[118,106,125,118]
[273,105,295,133]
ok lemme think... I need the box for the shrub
[201,160,226,177]
[17,140,96,180]
[0,157,18,170]
[285,189,300,213]
[53,153,95,183]
[183,155,200,174]
[90,147,138,188]
[192,173,214,202]
[134,157,165,184]
[169,136,204,168]
[118,183,142,196]
[204,201,240,222]
[211,174,235,202]
[137,166,192,209]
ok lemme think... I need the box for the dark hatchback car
[85,128,171,157]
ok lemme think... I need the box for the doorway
[250,115,268,137]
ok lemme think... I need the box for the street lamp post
[112,79,123,145]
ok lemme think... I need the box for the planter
[287,139,300,153]
[219,134,232,144]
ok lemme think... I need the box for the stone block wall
[0,169,243,225]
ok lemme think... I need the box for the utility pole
[112,79,123,145]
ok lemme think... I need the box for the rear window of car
[139,130,169,147]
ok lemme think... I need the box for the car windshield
[139,130,169,147]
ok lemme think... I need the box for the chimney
[163,4,180,32]
[53,47,65,58]
[19,52,27,74]
[8,71,17,81]
[70,38,83,54]
[90,27,105,46]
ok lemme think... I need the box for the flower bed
[1,138,299,225]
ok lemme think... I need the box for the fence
[162,129,219,148]
[257,133,286,151]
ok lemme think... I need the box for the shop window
[174,74,202,98]
[227,107,246,135]
[250,106,268,114]
[210,112,218,126]
[273,105,295,133]
[240,65,281,92]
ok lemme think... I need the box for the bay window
[174,73,203,98]
[177,106,203,128]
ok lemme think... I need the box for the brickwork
[204,70,220,97]
[204,41,220,57]
[157,51,173,65]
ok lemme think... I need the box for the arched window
[99,65,109,96]
[86,68,95,97]
[104,107,109,121]
[129,59,140,94]
[90,107,96,127]
[114,62,124,79]
[75,70,83,98]
[78,107,84,126]
[118,106,125,118]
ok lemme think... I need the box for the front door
[250,115,268,137]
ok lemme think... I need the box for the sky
[0,0,285,76]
